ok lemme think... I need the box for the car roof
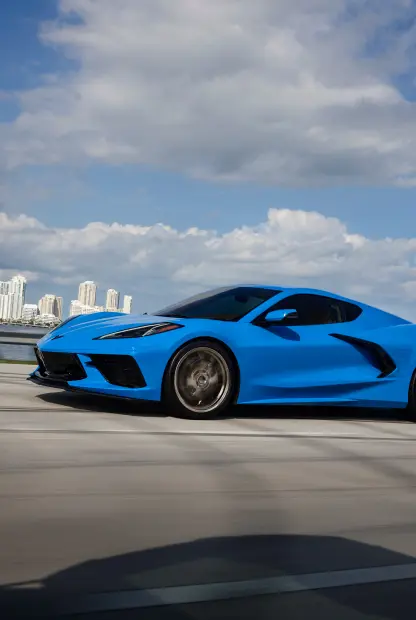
[239,283,284,291]
[238,283,346,299]
[237,284,366,306]
[238,283,411,322]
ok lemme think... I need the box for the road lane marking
[0,427,415,441]
[61,562,416,614]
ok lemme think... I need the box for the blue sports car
[28,285,416,420]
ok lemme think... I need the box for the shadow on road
[36,390,163,417]
[1,534,416,619]
[36,390,409,424]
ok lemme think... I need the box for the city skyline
[69,281,133,317]
[0,274,133,324]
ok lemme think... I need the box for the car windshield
[152,286,279,321]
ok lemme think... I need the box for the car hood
[40,314,185,344]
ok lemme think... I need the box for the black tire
[163,340,236,419]
[407,368,416,421]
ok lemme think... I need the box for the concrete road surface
[1,363,416,619]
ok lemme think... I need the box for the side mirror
[264,309,298,323]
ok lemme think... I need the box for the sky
[1,0,416,317]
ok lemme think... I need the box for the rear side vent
[88,354,146,388]
[330,333,396,378]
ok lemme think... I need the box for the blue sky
[0,1,63,97]
[4,163,416,239]
[1,1,416,316]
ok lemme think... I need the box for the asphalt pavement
[1,363,416,619]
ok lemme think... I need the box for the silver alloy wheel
[173,346,231,413]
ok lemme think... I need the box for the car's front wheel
[163,340,236,419]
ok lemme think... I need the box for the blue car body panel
[30,287,416,410]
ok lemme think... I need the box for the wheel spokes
[174,347,230,413]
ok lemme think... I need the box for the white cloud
[1,207,416,318]
[1,0,416,184]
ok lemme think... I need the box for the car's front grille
[88,354,146,388]
[35,348,87,381]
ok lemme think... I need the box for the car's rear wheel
[407,368,416,421]
[163,340,236,419]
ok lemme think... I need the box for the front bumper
[28,370,82,392]
[27,370,154,403]
[29,346,161,402]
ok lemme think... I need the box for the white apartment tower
[9,275,27,320]
[0,294,12,320]
[0,281,11,320]
[69,300,83,317]
[55,296,63,320]
[38,294,57,316]
[0,281,10,295]
[123,295,133,314]
[106,289,120,311]
[78,281,97,307]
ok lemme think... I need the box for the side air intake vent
[88,354,146,388]
[330,334,396,378]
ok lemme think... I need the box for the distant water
[0,325,49,362]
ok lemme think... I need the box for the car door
[250,293,379,402]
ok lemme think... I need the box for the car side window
[269,294,361,326]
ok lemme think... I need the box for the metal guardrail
[0,328,46,362]
[0,330,45,344]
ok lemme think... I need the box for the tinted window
[267,294,362,326]
[153,286,279,321]
[343,302,362,322]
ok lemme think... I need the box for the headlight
[95,322,183,340]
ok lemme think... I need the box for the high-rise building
[0,281,10,295]
[78,281,97,307]
[123,295,133,314]
[38,295,63,319]
[106,289,120,311]
[38,294,57,316]
[9,275,27,320]
[55,296,63,320]
[0,294,12,320]
[22,304,39,322]
[69,300,83,317]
